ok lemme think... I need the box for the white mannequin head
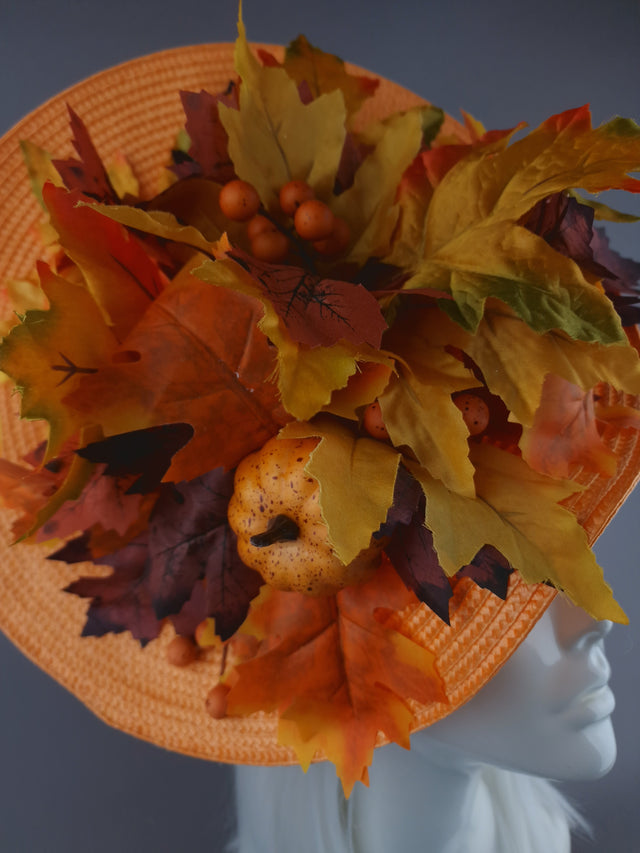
[232,595,611,853]
[418,593,616,780]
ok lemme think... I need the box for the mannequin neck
[351,741,494,853]
[350,739,573,853]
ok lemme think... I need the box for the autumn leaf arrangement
[1,11,640,794]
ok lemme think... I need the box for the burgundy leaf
[591,227,640,325]
[386,501,452,625]
[65,535,163,646]
[376,464,423,538]
[457,545,513,600]
[76,423,195,493]
[146,468,262,638]
[230,250,387,348]
[334,133,373,194]
[52,106,118,202]
[179,87,238,184]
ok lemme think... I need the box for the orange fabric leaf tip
[42,182,168,341]
[521,375,618,479]
[226,558,445,796]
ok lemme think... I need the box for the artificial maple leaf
[195,254,392,420]
[219,13,347,205]
[43,184,168,341]
[64,534,163,646]
[378,304,477,496]
[145,468,262,638]
[62,467,262,644]
[0,262,118,458]
[61,271,288,481]
[409,301,640,430]
[457,545,513,601]
[178,88,237,184]
[405,106,640,342]
[409,442,627,623]
[36,465,153,544]
[280,418,401,564]
[19,139,64,208]
[282,34,379,121]
[332,107,424,264]
[52,106,117,201]
[387,124,520,269]
[227,558,445,796]
[386,500,453,625]
[228,249,388,348]
[520,374,617,479]
[76,423,195,494]
[590,227,640,326]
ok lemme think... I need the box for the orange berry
[313,216,351,256]
[251,230,290,263]
[166,635,199,667]
[205,683,230,719]
[294,199,335,241]
[279,180,315,216]
[363,400,390,441]
[454,393,490,436]
[219,179,260,221]
[247,214,277,242]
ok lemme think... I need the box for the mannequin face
[415,595,617,780]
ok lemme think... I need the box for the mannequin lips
[558,646,615,729]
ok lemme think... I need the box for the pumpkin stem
[250,514,300,547]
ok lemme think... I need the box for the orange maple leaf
[521,374,617,478]
[226,558,445,796]
[62,272,290,481]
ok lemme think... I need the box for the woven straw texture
[0,45,639,767]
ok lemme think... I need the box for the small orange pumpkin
[228,435,383,595]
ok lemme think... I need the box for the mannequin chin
[417,594,617,781]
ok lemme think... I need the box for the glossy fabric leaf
[520,375,617,478]
[386,500,453,624]
[44,184,167,341]
[413,302,640,429]
[457,545,513,600]
[219,15,346,204]
[228,558,444,796]
[146,468,262,638]
[76,423,195,494]
[229,249,387,348]
[0,263,118,458]
[179,88,237,184]
[379,306,477,496]
[52,106,117,201]
[410,443,627,623]
[333,108,424,264]
[65,535,162,646]
[283,35,379,121]
[280,418,400,564]
[407,106,640,341]
[62,272,288,481]
[195,256,387,420]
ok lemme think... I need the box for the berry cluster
[218,178,350,263]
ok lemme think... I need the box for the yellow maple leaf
[405,106,640,342]
[219,11,346,206]
[379,308,478,496]
[280,418,400,564]
[410,443,627,623]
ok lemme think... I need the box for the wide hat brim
[1,44,639,768]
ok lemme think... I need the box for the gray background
[0,0,639,850]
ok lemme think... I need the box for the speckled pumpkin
[228,435,383,595]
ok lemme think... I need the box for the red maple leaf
[230,249,388,348]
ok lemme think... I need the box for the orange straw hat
[1,21,640,794]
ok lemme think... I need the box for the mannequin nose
[551,594,613,650]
